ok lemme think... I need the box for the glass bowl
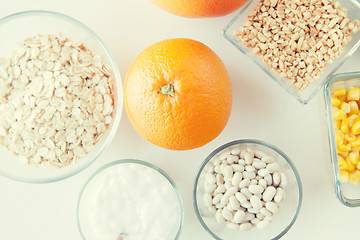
[223,0,360,104]
[324,72,360,207]
[77,159,184,240]
[193,139,302,240]
[0,11,122,183]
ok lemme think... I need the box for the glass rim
[192,139,303,240]
[77,159,185,240]
[0,10,123,183]
[324,71,360,207]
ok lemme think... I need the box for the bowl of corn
[324,71,360,207]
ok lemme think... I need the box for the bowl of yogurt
[77,159,184,240]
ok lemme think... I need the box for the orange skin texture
[124,38,232,150]
[150,0,248,18]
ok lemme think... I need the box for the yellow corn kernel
[334,88,346,97]
[332,97,341,107]
[339,151,349,158]
[340,124,349,134]
[340,102,351,113]
[349,173,359,185]
[353,170,360,179]
[350,138,360,148]
[346,159,356,171]
[334,120,341,129]
[345,133,356,143]
[349,101,359,114]
[351,120,360,135]
[348,151,359,165]
[338,155,347,170]
[338,144,351,152]
[340,170,349,182]
[357,161,360,169]
[333,109,347,120]
[348,87,360,101]
[348,114,359,127]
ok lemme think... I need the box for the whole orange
[150,0,247,18]
[124,38,232,150]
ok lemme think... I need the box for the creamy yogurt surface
[78,161,182,240]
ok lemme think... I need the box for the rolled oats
[0,34,114,168]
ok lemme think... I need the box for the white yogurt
[79,162,182,240]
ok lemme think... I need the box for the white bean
[250,195,262,209]
[256,213,265,221]
[214,184,226,194]
[216,174,224,185]
[280,172,288,187]
[260,207,272,217]
[226,203,235,212]
[244,152,254,165]
[227,154,239,164]
[235,192,248,204]
[258,179,267,189]
[239,150,247,159]
[232,172,242,186]
[215,202,225,209]
[244,212,255,221]
[242,171,256,180]
[274,188,285,203]
[224,181,233,190]
[233,209,246,223]
[223,165,233,179]
[251,218,260,225]
[266,162,280,173]
[238,159,246,166]
[249,179,257,185]
[248,207,260,214]
[213,193,223,205]
[273,171,281,186]
[203,193,213,207]
[221,193,230,205]
[249,185,264,195]
[229,195,240,210]
[231,164,245,172]
[230,147,241,155]
[245,165,256,172]
[258,168,270,177]
[262,186,276,202]
[246,148,255,156]
[221,207,233,221]
[264,174,273,185]
[219,150,231,160]
[254,150,265,158]
[208,206,217,214]
[227,222,240,230]
[241,200,252,209]
[204,183,216,193]
[239,178,250,188]
[240,188,253,199]
[252,160,266,169]
[225,186,238,197]
[261,156,274,163]
[216,209,226,223]
[205,172,216,184]
[214,165,221,173]
[265,201,279,214]
[257,220,271,229]
[240,222,253,231]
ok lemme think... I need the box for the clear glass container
[223,0,360,104]
[193,139,302,240]
[324,72,360,207]
[77,159,184,240]
[0,11,122,183]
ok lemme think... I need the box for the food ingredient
[124,38,232,150]
[0,34,114,168]
[79,161,182,240]
[150,0,248,18]
[202,146,286,230]
[234,0,360,90]
[331,87,360,185]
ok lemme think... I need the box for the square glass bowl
[224,0,360,104]
[324,72,360,207]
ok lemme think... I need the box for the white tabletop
[1,0,360,239]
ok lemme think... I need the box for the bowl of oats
[224,0,360,104]
[0,10,122,183]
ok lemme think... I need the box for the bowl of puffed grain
[0,10,122,183]
[224,0,360,104]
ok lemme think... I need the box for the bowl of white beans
[193,139,302,240]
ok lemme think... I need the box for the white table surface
[1,0,360,239]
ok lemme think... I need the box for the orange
[124,38,232,150]
[150,0,248,18]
